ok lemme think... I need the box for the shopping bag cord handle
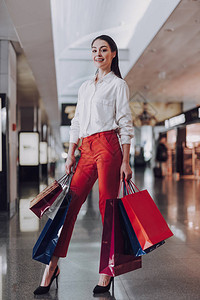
[117,178,140,197]
[128,180,140,192]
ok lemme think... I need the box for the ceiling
[51,0,182,105]
[1,0,200,147]
[126,0,200,106]
[1,0,60,146]
[51,0,200,110]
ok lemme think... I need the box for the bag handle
[118,179,140,198]
[129,180,140,192]
[117,180,122,197]
[58,173,73,189]
[124,179,132,195]
[58,174,68,184]
[118,178,137,197]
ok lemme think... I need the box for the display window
[167,129,176,148]
[184,124,200,177]
[40,142,48,164]
[19,132,39,166]
[166,129,177,175]
[186,124,200,148]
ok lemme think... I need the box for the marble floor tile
[0,166,200,299]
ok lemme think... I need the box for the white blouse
[69,71,134,145]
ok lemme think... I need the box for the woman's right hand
[65,155,76,174]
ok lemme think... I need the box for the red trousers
[53,130,122,257]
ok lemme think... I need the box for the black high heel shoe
[33,266,59,295]
[93,277,114,294]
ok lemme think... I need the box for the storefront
[185,123,200,177]
[166,129,176,175]
[163,106,200,179]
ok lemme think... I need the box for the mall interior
[1,0,200,299]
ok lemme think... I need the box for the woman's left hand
[120,161,132,181]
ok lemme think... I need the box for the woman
[34,35,134,295]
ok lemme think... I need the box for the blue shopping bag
[32,190,71,264]
[118,200,165,257]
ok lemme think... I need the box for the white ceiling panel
[0,0,18,40]
[126,0,200,104]
[51,0,181,108]
[4,0,60,146]
[4,0,51,27]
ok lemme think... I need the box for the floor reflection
[0,165,200,299]
[93,291,116,299]
[19,199,39,232]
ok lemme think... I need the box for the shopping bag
[30,174,69,218]
[32,188,71,265]
[44,173,73,219]
[120,180,173,254]
[119,200,165,256]
[99,198,142,277]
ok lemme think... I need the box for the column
[0,40,17,217]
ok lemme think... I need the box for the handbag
[32,181,72,264]
[153,166,163,178]
[119,180,173,256]
[29,174,69,218]
[99,198,142,277]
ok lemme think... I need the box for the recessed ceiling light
[149,48,157,53]
[164,28,175,32]
[158,71,166,79]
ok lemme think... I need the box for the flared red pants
[53,130,122,257]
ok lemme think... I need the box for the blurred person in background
[154,136,168,177]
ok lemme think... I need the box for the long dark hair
[91,35,122,79]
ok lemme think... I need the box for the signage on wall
[185,107,199,122]
[165,106,200,129]
[19,132,39,166]
[61,103,76,126]
[40,142,48,164]
[165,114,185,128]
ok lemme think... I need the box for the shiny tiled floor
[1,163,200,299]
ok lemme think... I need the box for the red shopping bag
[30,174,69,218]
[99,198,142,277]
[121,180,173,251]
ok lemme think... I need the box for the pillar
[0,40,17,217]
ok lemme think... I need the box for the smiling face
[91,39,116,72]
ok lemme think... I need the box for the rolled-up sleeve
[115,81,134,144]
[69,90,81,145]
